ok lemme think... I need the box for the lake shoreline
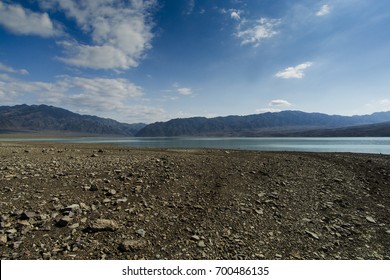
[0,142,389,260]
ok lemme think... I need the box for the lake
[2,137,390,154]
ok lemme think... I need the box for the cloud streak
[269,99,292,107]
[0,62,29,75]
[275,62,313,79]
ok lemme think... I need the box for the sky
[0,0,390,124]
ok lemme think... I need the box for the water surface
[2,137,390,154]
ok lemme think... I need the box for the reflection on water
[2,137,390,154]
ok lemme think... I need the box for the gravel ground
[0,142,389,260]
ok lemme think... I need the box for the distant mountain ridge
[1,105,390,137]
[0,104,145,136]
[135,111,390,137]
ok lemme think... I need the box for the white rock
[366,216,376,223]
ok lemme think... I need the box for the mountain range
[136,110,390,137]
[0,104,145,136]
[1,104,390,137]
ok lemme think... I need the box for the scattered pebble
[305,230,320,240]
[119,240,147,252]
[366,216,376,224]
[89,219,119,232]
[136,229,146,237]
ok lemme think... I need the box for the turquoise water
[2,137,390,154]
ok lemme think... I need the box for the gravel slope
[0,143,389,260]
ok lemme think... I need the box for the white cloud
[58,42,138,69]
[220,8,227,14]
[316,4,330,16]
[0,73,14,81]
[380,99,390,106]
[0,75,167,123]
[162,95,179,101]
[0,1,61,37]
[185,0,195,15]
[236,18,280,47]
[364,99,390,114]
[118,105,167,123]
[275,62,313,79]
[177,87,192,95]
[256,99,293,114]
[269,99,292,107]
[42,0,156,70]
[230,10,240,21]
[0,62,29,75]
[256,108,281,114]
[169,83,192,96]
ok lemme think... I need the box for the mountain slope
[0,104,146,136]
[289,121,390,137]
[136,111,390,137]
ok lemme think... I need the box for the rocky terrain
[0,142,389,260]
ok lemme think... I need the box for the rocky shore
[0,142,389,260]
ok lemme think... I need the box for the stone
[366,216,376,223]
[56,216,72,227]
[12,241,22,249]
[0,221,11,228]
[136,229,146,237]
[79,203,89,210]
[89,219,119,232]
[255,192,266,199]
[89,185,98,191]
[305,230,320,240]
[255,209,264,215]
[6,228,17,234]
[17,220,30,227]
[116,198,128,203]
[68,223,80,229]
[20,211,36,220]
[107,189,117,196]
[62,204,80,212]
[134,186,142,193]
[198,240,206,248]
[191,235,200,241]
[119,240,147,252]
[386,230,390,234]
[0,234,7,245]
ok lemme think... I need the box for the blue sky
[0,0,390,123]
